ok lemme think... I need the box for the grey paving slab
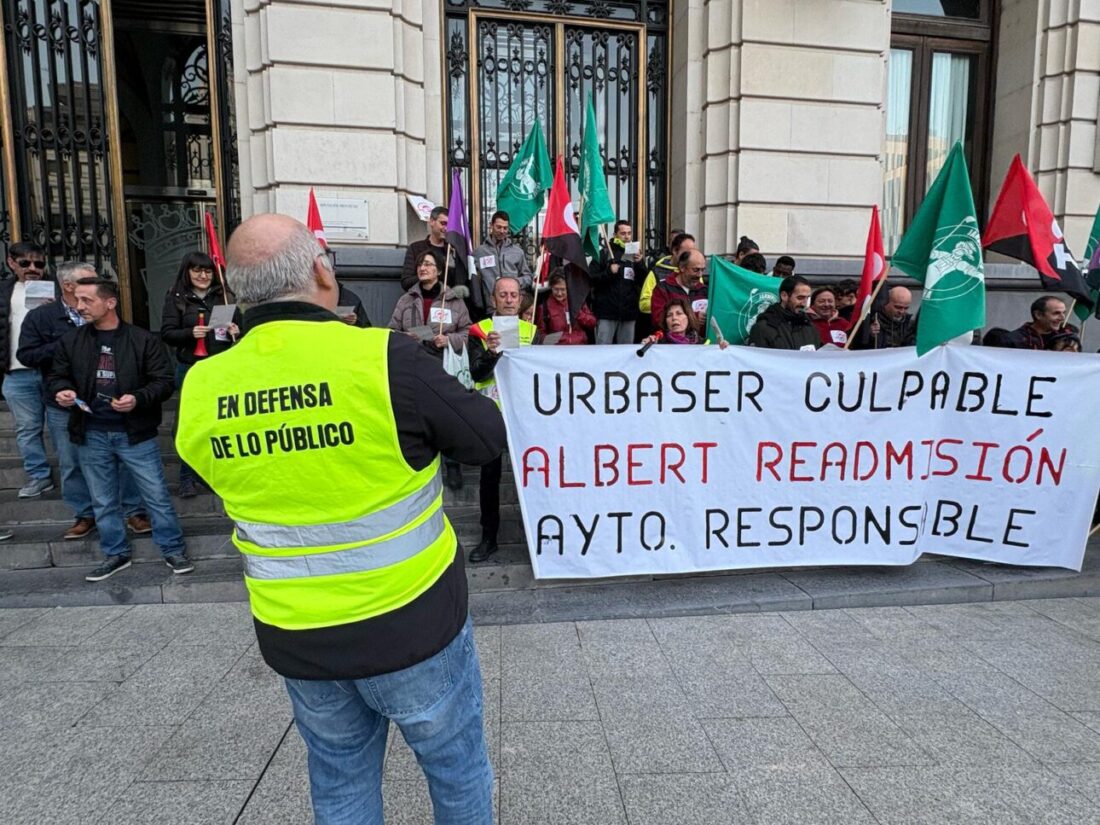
[977,706,1100,764]
[819,647,972,716]
[780,562,992,608]
[617,773,750,825]
[381,779,437,824]
[77,643,245,727]
[83,602,256,648]
[501,622,599,722]
[0,604,132,645]
[732,763,878,825]
[100,780,254,825]
[576,618,661,678]
[473,622,501,680]
[703,717,830,770]
[235,732,313,825]
[887,709,1037,766]
[0,606,45,639]
[1016,597,1100,641]
[0,643,156,685]
[1047,763,1100,806]
[598,704,725,774]
[499,721,625,825]
[840,764,1100,825]
[0,680,117,730]
[656,641,788,718]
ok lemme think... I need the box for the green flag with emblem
[890,142,985,355]
[704,256,781,345]
[578,94,616,260]
[495,121,553,234]
[1072,203,1100,323]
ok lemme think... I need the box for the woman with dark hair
[388,249,471,355]
[535,271,596,344]
[161,250,240,497]
[734,236,759,264]
[641,297,728,348]
[739,252,768,274]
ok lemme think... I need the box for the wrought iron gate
[2,0,115,270]
[445,0,668,253]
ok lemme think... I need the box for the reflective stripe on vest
[235,475,442,549]
[241,508,446,580]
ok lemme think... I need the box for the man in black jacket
[748,275,819,350]
[590,219,642,344]
[850,285,917,350]
[1,241,56,498]
[399,206,465,292]
[48,277,191,582]
[19,261,150,540]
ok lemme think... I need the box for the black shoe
[468,539,498,563]
[164,554,195,574]
[445,462,464,491]
[178,478,198,499]
[86,556,132,582]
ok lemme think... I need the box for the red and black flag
[541,156,589,318]
[984,154,1092,309]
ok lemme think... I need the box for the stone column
[235,0,441,247]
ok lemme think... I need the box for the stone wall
[236,0,442,245]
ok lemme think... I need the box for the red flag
[307,187,328,250]
[984,154,1091,308]
[855,205,885,319]
[541,157,586,274]
[204,211,225,269]
[541,157,590,319]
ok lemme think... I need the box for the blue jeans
[45,405,144,520]
[77,430,185,559]
[2,369,49,481]
[285,616,493,825]
[174,363,199,486]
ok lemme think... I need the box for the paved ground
[7,599,1100,823]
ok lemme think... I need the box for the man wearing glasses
[0,242,56,498]
[650,249,709,329]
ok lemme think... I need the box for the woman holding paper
[388,249,470,356]
[160,251,241,497]
[641,298,728,348]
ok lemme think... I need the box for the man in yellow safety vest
[175,214,505,824]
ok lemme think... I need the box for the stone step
[0,487,229,524]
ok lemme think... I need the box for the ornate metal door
[2,0,115,271]
[445,0,668,253]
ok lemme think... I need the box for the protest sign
[495,345,1100,578]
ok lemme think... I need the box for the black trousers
[479,455,503,542]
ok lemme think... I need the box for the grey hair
[56,261,96,284]
[226,224,328,305]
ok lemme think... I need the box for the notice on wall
[316,197,370,240]
[495,345,1100,578]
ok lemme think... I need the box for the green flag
[578,94,615,260]
[495,122,553,234]
[891,142,985,355]
[704,256,782,345]
[1072,203,1100,323]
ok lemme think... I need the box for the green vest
[176,322,455,631]
[472,316,536,408]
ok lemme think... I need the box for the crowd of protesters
[0,211,1087,576]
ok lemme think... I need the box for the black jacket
[0,274,57,374]
[589,241,641,322]
[337,283,372,328]
[16,298,83,407]
[160,282,240,364]
[227,302,504,680]
[400,239,467,292]
[46,321,175,445]
[850,310,916,350]
[748,303,820,350]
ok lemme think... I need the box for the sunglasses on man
[15,259,45,269]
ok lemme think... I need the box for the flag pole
[844,269,891,350]
[439,245,453,337]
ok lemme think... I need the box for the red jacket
[810,315,851,347]
[536,296,595,345]
[651,275,708,328]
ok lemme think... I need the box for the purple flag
[445,169,476,276]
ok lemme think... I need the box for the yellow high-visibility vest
[176,321,455,631]
[472,316,536,408]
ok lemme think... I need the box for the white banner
[495,345,1100,578]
